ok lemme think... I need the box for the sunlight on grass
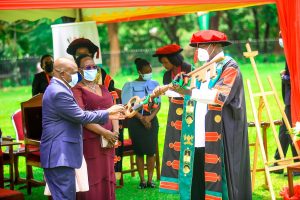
[0,61,295,200]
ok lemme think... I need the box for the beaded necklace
[83,81,97,93]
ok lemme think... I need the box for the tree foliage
[0,4,280,69]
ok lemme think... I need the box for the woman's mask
[83,69,97,81]
[44,62,53,73]
[141,73,152,81]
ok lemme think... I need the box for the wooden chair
[2,110,27,186]
[0,144,24,200]
[119,119,161,186]
[287,164,300,197]
[21,94,45,194]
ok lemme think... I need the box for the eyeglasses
[84,65,98,70]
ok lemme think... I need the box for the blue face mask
[68,73,79,88]
[141,73,152,81]
[83,69,97,81]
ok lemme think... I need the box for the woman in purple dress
[72,54,119,200]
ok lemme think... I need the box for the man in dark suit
[32,54,54,96]
[41,58,125,200]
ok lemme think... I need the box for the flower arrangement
[291,122,300,137]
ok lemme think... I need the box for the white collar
[53,77,70,89]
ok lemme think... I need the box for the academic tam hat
[189,30,232,47]
[152,44,183,57]
[66,38,99,57]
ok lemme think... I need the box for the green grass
[0,61,299,199]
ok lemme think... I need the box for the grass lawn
[0,61,299,199]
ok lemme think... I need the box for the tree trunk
[252,8,260,50]
[107,23,120,76]
[160,17,180,45]
[263,22,270,54]
[210,12,221,30]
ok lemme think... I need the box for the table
[0,140,22,189]
[287,164,300,197]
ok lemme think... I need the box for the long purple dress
[72,84,115,200]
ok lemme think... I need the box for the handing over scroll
[124,56,225,118]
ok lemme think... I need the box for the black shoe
[271,169,284,174]
[139,182,147,189]
[270,163,284,174]
[284,172,300,176]
[147,182,155,188]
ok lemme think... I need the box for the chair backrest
[0,147,3,188]
[11,109,24,141]
[21,94,43,141]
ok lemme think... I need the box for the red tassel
[96,49,100,58]
[193,48,198,64]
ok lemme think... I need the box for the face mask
[197,48,210,62]
[67,73,79,88]
[141,73,152,81]
[44,62,53,73]
[279,38,284,48]
[83,69,97,81]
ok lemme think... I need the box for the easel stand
[243,43,300,200]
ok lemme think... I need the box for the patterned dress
[72,84,116,200]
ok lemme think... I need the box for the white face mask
[197,48,210,62]
[83,69,97,81]
[141,73,152,81]
[68,73,79,88]
[279,38,284,48]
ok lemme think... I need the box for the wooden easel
[243,43,300,200]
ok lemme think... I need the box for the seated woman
[72,54,119,200]
[32,54,53,96]
[121,58,160,189]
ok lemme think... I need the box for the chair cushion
[27,151,40,162]
[0,188,24,200]
[123,139,133,152]
[123,139,132,146]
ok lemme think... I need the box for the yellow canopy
[0,3,271,23]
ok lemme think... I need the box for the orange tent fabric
[276,0,300,126]
[0,0,299,124]
[0,0,275,9]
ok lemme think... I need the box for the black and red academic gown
[159,62,191,193]
[179,55,252,200]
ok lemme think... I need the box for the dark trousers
[274,105,299,161]
[191,147,205,200]
[44,166,76,200]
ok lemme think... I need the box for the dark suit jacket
[282,62,290,106]
[41,78,109,169]
[32,72,51,96]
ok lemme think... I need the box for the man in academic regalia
[174,30,252,200]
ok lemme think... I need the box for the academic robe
[159,62,191,194]
[179,56,252,200]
